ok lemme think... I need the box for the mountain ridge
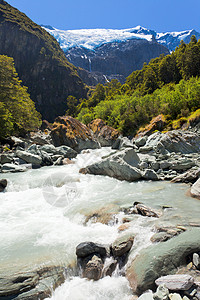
[43,25,200,52]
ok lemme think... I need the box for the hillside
[0,0,87,121]
[76,36,200,136]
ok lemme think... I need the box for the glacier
[42,25,200,52]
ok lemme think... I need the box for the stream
[1,147,200,299]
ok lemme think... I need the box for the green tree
[0,55,41,138]
[66,95,78,117]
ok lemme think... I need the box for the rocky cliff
[0,0,87,121]
[66,39,169,83]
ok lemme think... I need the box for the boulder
[10,136,26,149]
[155,274,194,291]
[1,163,27,173]
[135,136,147,148]
[0,266,65,299]
[82,255,103,281]
[30,131,52,145]
[0,153,14,164]
[50,116,100,152]
[171,168,200,184]
[151,226,184,243]
[126,228,200,294]
[0,179,7,192]
[88,119,120,147]
[39,144,77,159]
[111,234,134,258]
[171,159,196,171]
[142,169,159,181]
[190,178,200,200]
[130,203,160,218]
[153,284,169,300]
[136,114,166,137]
[76,242,107,258]
[112,136,135,150]
[102,259,117,277]
[144,130,200,154]
[40,120,53,131]
[169,294,182,300]
[193,253,200,269]
[79,148,142,182]
[16,150,42,165]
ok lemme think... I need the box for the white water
[1,147,200,299]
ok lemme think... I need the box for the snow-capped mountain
[42,25,153,51]
[42,25,199,85]
[43,25,200,52]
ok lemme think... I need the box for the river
[0,147,200,299]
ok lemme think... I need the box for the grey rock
[193,253,200,269]
[0,153,14,164]
[151,162,160,171]
[155,275,194,291]
[160,161,172,169]
[145,130,200,154]
[111,234,134,257]
[153,284,169,300]
[102,259,117,277]
[1,163,27,173]
[82,255,103,281]
[171,168,200,184]
[112,136,135,150]
[143,169,159,181]
[80,148,142,182]
[171,159,196,171]
[135,136,147,147]
[54,156,64,166]
[40,144,77,159]
[0,179,7,192]
[131,203,160,218]
[151,232,175,243]
[139,161,149,170]
[76,242,107,258]
[10,136,26,149]
[0,266,65,299]
[138,292,154,300]
[190,178,200,199]
[169,294,183,300]
[126,228,200,294]
[16,150,42,165]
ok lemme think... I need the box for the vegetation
[76,36,200,136]
[0,55,41,139]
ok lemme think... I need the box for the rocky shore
[1,116,200,299]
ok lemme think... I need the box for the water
[0,147,200,299]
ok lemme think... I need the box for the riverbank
[0,117,200,299]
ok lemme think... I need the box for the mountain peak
[43,25,200,52]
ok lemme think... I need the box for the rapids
[0,147,200,299]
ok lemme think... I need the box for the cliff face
[0,0,87,121]
[66,39,169,83]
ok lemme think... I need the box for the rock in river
[155,274,194,291]
[76,242,107,258]
[79,148,142,182]
[190,178,200,200]
[0,179,7,192]
[126,228,200,294]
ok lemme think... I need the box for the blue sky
[6,0,200,32]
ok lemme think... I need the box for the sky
[5,0,200,32]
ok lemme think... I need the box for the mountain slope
[43,26,170,84]
[0,0,87,121]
